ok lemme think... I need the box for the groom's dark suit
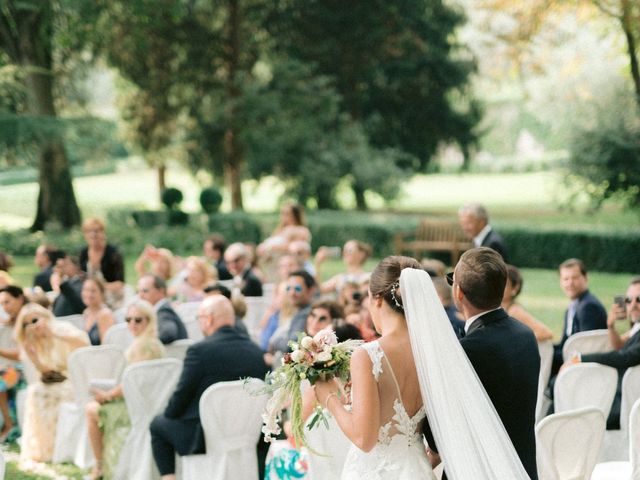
[424,308,540,480]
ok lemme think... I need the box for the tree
[0,1,81,230]
[267,0,480,208]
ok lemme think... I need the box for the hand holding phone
[614,295,627,320]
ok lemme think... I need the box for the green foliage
[199,187,223,214]
[208,212,263,245]
[568,87,640,209]
[160,187,183,210]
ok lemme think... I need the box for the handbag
[41,370,67,384]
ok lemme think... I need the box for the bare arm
[0,347,20,361]
[508,304,553,341]
[606,304,627,350]
[315,348,380,452]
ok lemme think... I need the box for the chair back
[535,406,605,480]
[554,363,617,416]
[536,340,554,422]
[562,330,612,362]
[243,296,269,342]
[620,365,640,434]
[174,301,201,324]
[56,314,85,330]
[102,323,133,350]
[262,283,276,304]
[305,413,351,480]
[183,318,204,342]
[630,398,640,478]
[67,345,127,406]
[199,379,268,480]
[116,358,182,480]
[165,338,194,361]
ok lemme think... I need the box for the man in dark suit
[149,295,269,479]
[563,276,640,429]
[224,242,263,297]
[203,233,232,281]
[552,258,608,374]
[32,244,60,292]
[458,203,509,262]
[51,254,86,316]
[425,247,539,479]
[137,274,188,344]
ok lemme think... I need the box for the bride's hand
[314,379,340,408]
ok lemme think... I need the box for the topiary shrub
[161,187,184,210]
[200,187,223,214]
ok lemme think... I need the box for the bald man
[150,296,268,480]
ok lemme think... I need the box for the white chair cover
[53,345,126,467]
[563,330,612,362]
[591,398,640,480]
[181,379,268,480]
[165,339,194,361]
[56,314,85,330]
[103,323,134,350]
[0,447,4,480]
[115,358,182,480]
[174,301,201,324]
[243,296,269,343]
[554,363,618,416]
[182,318,204,342]
[536,406,605,480]
[305,412,352,480]
[536,340,554,422]
[113,306,127,323]
[262,283,276,304]
[602,365,640,461]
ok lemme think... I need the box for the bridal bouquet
[258,328,362,449]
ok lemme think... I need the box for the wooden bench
[394,219,473,266]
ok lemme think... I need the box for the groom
[425,247,540,480]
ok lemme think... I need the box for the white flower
[323,345,333,354]
[313,328,338,347]
[291,349,306,363]
[300,336,314,350]
[316,351,332,362]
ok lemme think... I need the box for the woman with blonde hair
[16,303,89,462]
[169,256,215,303]
[85,299,165,479]
[315,239,373,298]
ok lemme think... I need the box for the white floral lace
[363,341,384,381]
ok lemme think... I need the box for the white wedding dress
[340,340,436,480]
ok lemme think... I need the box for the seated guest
[315,240,372,299]
[202,234,232,281]
[51,254,86,317]
[204,283,249,336]
[32,244,59,292]
[85,300,165,480]
[288,240,315,276]
[258,203,311,259]
[502,265,553,342]
[149,295,269,480]
[79,218,125,307]
[562,276,640,429]
[0,286,27,442]
[16,304,89,462]
[81,278,115,345]
[552,258,607,375]
[224,242,263,297]
[0,252,12,274]
[421,258,447,277]
[458,202,509,262]
[433,276,465,339]
[137,275,188,345]
[134,245,176,282]
[169,256,215,303]
[305,300,344,337]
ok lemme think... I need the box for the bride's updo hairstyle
[369,256,422,314]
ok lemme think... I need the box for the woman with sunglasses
[81,278,116,346]
[85,299,165,480]
[15,303,90,462]
[0,285,27,442]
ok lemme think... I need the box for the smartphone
[614,295,627,320]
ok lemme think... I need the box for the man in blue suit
[564,276,640,429]
[149,295,268,479]
[552,258,607,374]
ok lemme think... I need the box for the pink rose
[313,328,337,347]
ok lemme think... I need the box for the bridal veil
[400,268,530,480]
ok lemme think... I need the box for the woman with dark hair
[81,278,116,345]
[315,240,372,299]
[257,203,312,262]
[501,264,553,341]
[314,255,436,479]
[0,285,26,442]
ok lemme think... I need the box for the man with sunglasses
[224,242,262,297]
[565,276,640,429]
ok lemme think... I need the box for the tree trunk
[223,127,244,210]
[620,1,640,110]
[353,182,368,211]
[157,163,166,200]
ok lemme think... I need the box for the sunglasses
[310,314,330,323]
[23,317,40,328]
[226,257,243,264]
[626,296,640,304]
[446,272,454,286]
[286,285,304,293]
[125,316,146,324]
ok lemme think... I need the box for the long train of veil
[400,268,531,480]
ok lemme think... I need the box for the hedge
[1,210,638,273]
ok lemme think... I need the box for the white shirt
[629,321,640,339]
[465,307,502,333]
[473,224,493,248]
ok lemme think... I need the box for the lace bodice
[361,341,425,447]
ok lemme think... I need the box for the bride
[314,256,531,479]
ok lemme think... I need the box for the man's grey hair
[226,242,248,258]
[458,203,489,222]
